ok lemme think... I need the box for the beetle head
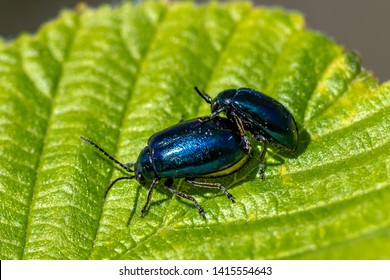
[212,89,236,114]
[134,147,155,185]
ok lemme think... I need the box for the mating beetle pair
[82,88,299,217]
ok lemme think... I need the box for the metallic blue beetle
[194,87,299,178]
[81,116,251,218]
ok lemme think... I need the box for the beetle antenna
[194,86,212,104]
[81,136,133,173]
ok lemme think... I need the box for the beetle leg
[209,105,228,118]
[185,179,235,203]
[254,134,268,179]
[198,106,227,123]
[140,177,159,217]
[164,178,206,218]
[232,113,252,154]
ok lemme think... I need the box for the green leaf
[0,2,389,260]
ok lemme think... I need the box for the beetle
[194,87,299,178]
[81,116,252,218]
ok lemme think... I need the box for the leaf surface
[0,2,388,260]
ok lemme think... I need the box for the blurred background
[0,0,389,82]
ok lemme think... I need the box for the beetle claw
[227,193,235,203]
[258,162,265,180]
[140,207,147,218]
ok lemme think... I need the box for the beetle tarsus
[258,162,265,180]
[258,140,268,180]
[164,179,206,218]
[140,208,147,218]
[140,177,159,217]
[185,179,235,203]
[198,207,206,218]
